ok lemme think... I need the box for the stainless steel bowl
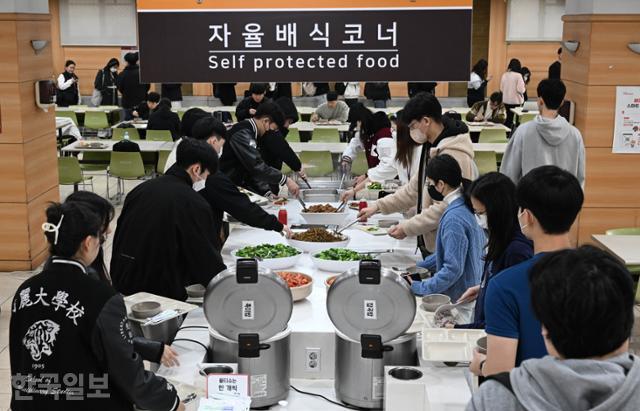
[131,301,161,319]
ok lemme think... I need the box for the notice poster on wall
[613,87,640,154]
[136,0,472,83]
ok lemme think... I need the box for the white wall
[0,0,49,13]
[565,0,640,14]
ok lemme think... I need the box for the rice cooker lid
[204,259,293,341]
[326,260,416,343]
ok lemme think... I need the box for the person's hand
[249,108,257,116]
[474,114,484,122]
[132,110,139,118]
[286,177,300,197]
[457,285,480,304]
[310,114,319,122]
[282,225,292,238]
[358,203,379,221]
[340,189,355,202]
[387,224,407,239]
[296,169,307,180]
[160,345,180,367]
[469,348,486,376]
[354,175,368,186]
[177,402,186,411]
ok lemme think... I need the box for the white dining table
[592,235,640,265]
[61,139,174,153]
[289,141,508,154]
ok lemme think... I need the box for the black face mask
[281,127,289,138]
[427,184,444,202]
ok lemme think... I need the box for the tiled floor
[0,174,138,410]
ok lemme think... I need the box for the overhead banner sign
[136,0,472,83]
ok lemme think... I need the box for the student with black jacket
[160,83,183,108]
[235,83,269,121]
[117,52,150,120]
[364,82,391,108]
[221,102,300,197]
[10,201,184,411]
[93,58,119,106]
[213,83,237,106]
[148,98,181,140]
[56,60,79,107]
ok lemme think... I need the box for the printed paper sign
[206,374,249,398]
[242,300,254,320]
[364,300,377,320]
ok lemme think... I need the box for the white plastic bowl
[230,248,302,270]
[276,272,314,302]
[300,211,348,226]
[287,235,350,254]
[311,255,361,272]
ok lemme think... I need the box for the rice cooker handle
[236,259,258,284]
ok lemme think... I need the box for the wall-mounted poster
[613,86,640,154]
[136,0,472,83]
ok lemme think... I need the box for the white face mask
[475,213,488,230]
[193,178,206,192]
[110,67,118,73]
[410,127,428,144]
[518,210,529,231]
[217,146,223,158]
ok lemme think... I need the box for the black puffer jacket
[219,119,286,196]
[117,64,150,109]
[94,58,120,106]
[364,82,391,101]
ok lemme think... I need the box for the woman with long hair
[467,59,491,107]
[500,58,527,128]
[454,172,533,329]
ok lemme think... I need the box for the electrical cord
[177,325,209,331]
[171,338,208,353]
[289,385,368,410]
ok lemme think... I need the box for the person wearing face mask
[163,115,293,246]
[93,58,120,106]
[10,201,186,411]
[258,97,306,195]
[469,166,583,379]
[359,92,478,257]
[453,173,533,330]
[111,138,226,301]
[220,102,300,197]
[406,154,485,322]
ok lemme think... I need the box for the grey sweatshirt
[314,101,350,122]
[467,354,640,411]
[500,114,585,187]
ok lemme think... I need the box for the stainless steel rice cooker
[327,260,418,409]
[204,259,293,408]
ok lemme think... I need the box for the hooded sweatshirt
[376,116,478,252]
[500,114,585,187]
[467,354,640,411]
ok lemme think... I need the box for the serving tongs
[296,195,309,212]
[300,175,312,189]
[334,218,360,234]
[335,199,348,213]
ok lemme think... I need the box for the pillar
[0,3,59,270]
[562,0,640,243]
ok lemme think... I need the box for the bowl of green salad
[311,248,373,272]
[231,243,302,270]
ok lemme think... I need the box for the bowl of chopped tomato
[276,271,313,301]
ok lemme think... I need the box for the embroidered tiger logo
[23,320,61,361]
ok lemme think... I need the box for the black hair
[105,58,119,70]
[517,165,583,234]
[275,97,299,124]
[65,60,75,67]
[176,138,218,174]
[326,91,338,101]
[147,92,161,103]
[65,191,115,283]
[521,67,531,84]
[44,202,102,260]
[489,91,503,104]
[530,246,634,359]
[181,108,209,138]
[394,110,419,170]
[557,47,563,55]
[192,117,227,141]
[347,102,375,145]
[254,101,280,121]
[124,52,139,65]
[472,59,488,79]
[426,154,462,188]
[270,106,286,131]
[401,92,443,124]
[467,173,518,262]
[507,58,522,73]
[537,78,566,110]
[249,82,267,95]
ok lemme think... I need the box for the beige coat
[376,133,478,252]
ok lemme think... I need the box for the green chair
[177,110,186,120]
[311,128,340,142]
[107,151,146,201]
[351,151,369,176]
[112,127,141,140]
[157,150,171,175]
[146,129,173,141]
[479,128,508,143]
[230,112,237,122]
[56,111,79,127]
[605,228,640,236]
[80,151,110,172]
[286,128,301,142]
[58,157,93,191]
[83,111,110,131]
[474,151,498,175]
[518,113,536,125]
[605,227,640,300]
[299,151,334,177]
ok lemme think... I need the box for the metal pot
[209,327,291,408]
[335,332,418,409]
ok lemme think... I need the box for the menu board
[613,86,640,154]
